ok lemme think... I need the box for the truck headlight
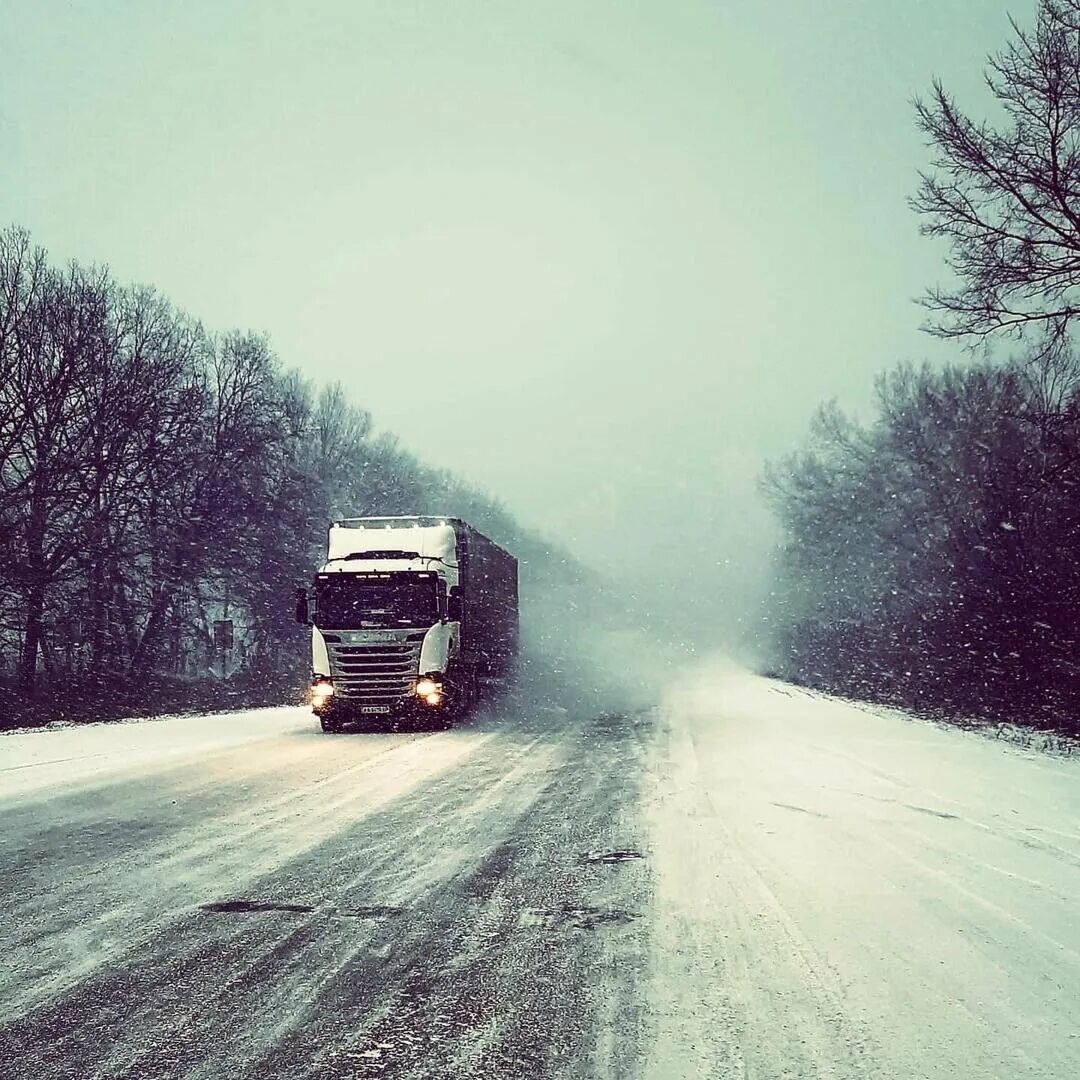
[311,680,335,702]
[416,677,438,697]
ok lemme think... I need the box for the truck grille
[327,631,426,705]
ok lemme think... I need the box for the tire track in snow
[643,708,879,1080]
[0,709,655,1080]
[1,727,493,1020]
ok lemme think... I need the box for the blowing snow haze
[0,0,1031,643]
[9,4,1080,1077]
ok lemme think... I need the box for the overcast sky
[0,0,1035,640]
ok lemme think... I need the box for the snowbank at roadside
[0,705,312,800]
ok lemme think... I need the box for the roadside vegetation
[766,0,1080,733]
[0,227,569,728]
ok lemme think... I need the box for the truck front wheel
[445,665,479,721]
[319,713,343,733]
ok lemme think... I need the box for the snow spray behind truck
[295,516,519,732]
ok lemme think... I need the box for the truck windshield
[315,576,437,629]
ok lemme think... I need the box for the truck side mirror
[295,587,310,625]
[447,588,463,622]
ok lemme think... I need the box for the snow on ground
[3,662,1080,1077]
[646,664,1080,1079]
[0,706,316,800]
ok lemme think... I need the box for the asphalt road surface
[2,666,1079,1079]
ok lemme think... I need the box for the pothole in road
[517,905,637,931]
[200,900,404,919]
[339,905,404,919]
[201,900,315,914]
[580,849,645,865]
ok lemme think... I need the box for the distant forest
[0,225,566,724]
[766,0,1080,731]
[765,356,1080,727]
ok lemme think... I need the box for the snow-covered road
[649,674,1080,1079]
[1,667,1078,1078]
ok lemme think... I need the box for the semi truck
[295,516,519,732]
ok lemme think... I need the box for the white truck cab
[296,517,517,732]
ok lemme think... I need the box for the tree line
[765,353,1080,725]
[765,0,1080,729]
[0,225,565,717]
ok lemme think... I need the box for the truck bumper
[314,696,450,731]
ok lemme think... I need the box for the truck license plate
[360,705,391,714]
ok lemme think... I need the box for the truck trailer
[295,516,518,732]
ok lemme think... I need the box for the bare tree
[0,254,115,689]
[126,330,282,674]
[0,224,567,717]
[765,353,1080,724]
[913,0,1080,342]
